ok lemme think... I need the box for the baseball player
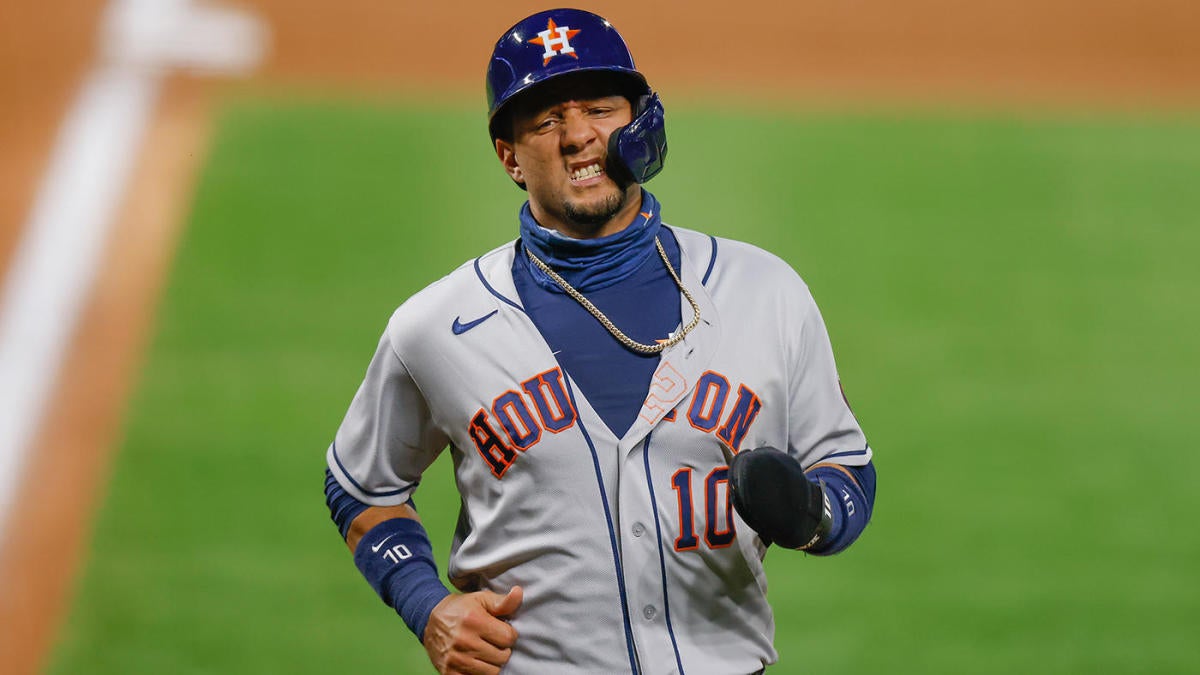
[324,8,877,674]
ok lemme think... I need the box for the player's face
[496,75,641,239]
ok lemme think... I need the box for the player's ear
[495,138,525,188]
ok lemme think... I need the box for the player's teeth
[573,164,602,180]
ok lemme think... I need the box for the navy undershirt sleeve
[325,467,368,539]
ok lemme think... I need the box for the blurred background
[1,1,1198,673]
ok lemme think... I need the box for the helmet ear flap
[606,93,668,184]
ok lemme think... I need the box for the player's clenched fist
[424,586,523,675]
[729,447,832,550]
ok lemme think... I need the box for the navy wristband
[353,517,451,641]
[805,463,875,556]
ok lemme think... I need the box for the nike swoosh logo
[371,533,398,553]
[451,310,498,335]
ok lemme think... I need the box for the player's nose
[559,108,598,153]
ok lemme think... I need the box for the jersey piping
[701,235,718,286]
[473,254,524,311]
[824,446,872,460]
[642,433,687,674]
[330,442,416,498]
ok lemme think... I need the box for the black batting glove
[728,446,832,550]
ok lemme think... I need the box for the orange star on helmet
[528,18,582,66]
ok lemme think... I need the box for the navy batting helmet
[486,8,667,183]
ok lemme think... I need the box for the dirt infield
[242,0,1200,106]
[1,2,1198,673]
[0,1,108,278]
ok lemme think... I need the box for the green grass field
[49,98,1200,674]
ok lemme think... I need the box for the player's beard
[561,175,635,234]
[563,192,624,228]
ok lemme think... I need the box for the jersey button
[642,604,657,620]
[632,522,646,537]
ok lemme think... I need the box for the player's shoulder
[667,225,809,293]
[382,239,518,343]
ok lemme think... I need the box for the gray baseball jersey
[327,225,872,674]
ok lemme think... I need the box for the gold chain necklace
[524,237,702,355]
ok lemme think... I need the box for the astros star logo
[529,18,581,66]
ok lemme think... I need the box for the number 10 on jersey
[670,466,735,551]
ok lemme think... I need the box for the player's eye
[534,116,560,132]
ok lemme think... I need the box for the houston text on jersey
[468,366,763,478]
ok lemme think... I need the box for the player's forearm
[345,503,421,552]
[324,468,450,640]
[323,466,422,549]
